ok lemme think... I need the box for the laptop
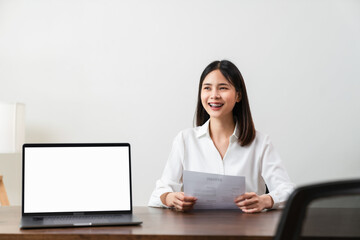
[20,143,142,229]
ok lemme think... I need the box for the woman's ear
[237,92,242,102]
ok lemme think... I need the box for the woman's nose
[210,90,220,99]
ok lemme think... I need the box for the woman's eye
[203,87,210,90]
[220,87,228,90]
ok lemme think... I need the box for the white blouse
[148,120,295,209]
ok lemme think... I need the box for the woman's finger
[239,202,259,210]
[183,196,197,202]
[241,207,261,213]
[173,198,184,208]
[175,193,185,201]
[173,198,195,210]
[182,201,196,211]
[236,197,259,207]
[234,192,256,202]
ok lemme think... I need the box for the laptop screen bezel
[22,143,133,216]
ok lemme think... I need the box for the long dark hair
[195,60,256,146]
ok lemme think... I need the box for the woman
[148,60,294,213]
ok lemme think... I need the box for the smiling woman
[196,60,255,147]
[148,60,295,213]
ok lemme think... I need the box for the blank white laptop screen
[24,146,131,213]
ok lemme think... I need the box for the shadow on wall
[26,125,57,143]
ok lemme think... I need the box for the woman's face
[201,70,240,121]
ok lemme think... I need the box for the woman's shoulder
[254,130,267,139]
[253,130,272,146]
[175,125,203,140]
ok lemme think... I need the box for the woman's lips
[208,103,224,110]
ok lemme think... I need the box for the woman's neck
[209,116,235,140]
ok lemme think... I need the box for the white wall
[0,0,359,206]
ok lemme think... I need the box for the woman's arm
[234,135,294,213]
[260,136,295,209]
[148,132,185,208]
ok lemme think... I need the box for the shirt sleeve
[260,136,295,209]
[148,132,185,208]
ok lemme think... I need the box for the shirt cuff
[268,192,283,209]
[148,189,173,209]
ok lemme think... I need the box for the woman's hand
[234,192,274,213]
[161,192,197,212]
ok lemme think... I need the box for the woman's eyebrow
[203,82,229,86]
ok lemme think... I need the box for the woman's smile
[208,102,224,110]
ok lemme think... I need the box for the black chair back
[274,179,360,240]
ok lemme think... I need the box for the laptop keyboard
[44,214,123,224]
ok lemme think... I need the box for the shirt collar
[196,119,210,138]
[196,119,240,139]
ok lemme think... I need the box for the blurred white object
[0,102,25,153]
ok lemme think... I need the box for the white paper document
[183,170,245,210]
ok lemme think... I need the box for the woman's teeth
[209,103,224,107]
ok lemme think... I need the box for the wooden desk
[1,206,360,239]
[0,206,280,240]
